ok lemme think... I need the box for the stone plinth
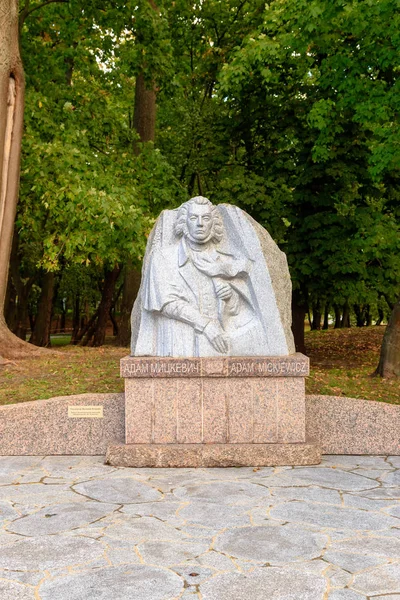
[106,441,321,468]
[116,354,319,467]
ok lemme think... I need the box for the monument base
[106,441,321,468]
[117,354,321,467]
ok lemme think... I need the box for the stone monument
[107,197,321,467]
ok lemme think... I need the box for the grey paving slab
[138,540,210,565]
[178,501,251,527]
[173,481,271,505]
[38,565,184,600]
[214,524,327,564]
[331,535,400,558]
[328,591,365,600]
[277,467,379,491]
[0,535,104,570]
[73,477,162,503]
[351,563,400,595]
[7,501,118,536]
[0,580,36,600]
[270,500,400,530]
[0,455,397,600]
[200,568,328,599]
[323,550,388,572]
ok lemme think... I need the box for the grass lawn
[0,327,398,405]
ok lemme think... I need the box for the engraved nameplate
[121,355,309,378]
[68,406,104,418]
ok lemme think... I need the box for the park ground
[0,326,398,406]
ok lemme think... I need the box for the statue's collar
[178,238,233,267]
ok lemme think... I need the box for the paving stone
[7,501,118,536]
[200,567,327,600]
[270,500,399,530]
[139,540,210,566]
[287,559,328,574]
[196,550,238,571]
[283,468,379,491]
[350,469,389,480]
[39,565,184,600]
[105,515,189,542]
[0,456,44,474]
[323,550,387,572]
[322,456,391,469]
[73,478,162,504]
[0,535,104,570]
[104,546,142,565]
[351,563,400,595]
[214,524,327,565]
[353,487,400,500]
[172,565,215,585]
[178,502,250,528]
[342,493,395,511]
[389,458,400,468]
[0,579,35,600]
[0,570,43,586]
[372,596,400,600]
[0,483,85,506]
[0,501,18,523]
[382,470,400,486]
[332,536,400,558]
[385,505,400,518]
[328,591,365,600]
[121,500,184,525]
[325,564,352,588]
[270,486,341,505]
[173,481,271,505]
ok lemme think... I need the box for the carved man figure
[134,196,272,356]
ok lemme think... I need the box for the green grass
[0,327,398,405]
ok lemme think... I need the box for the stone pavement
[0,456,399,599]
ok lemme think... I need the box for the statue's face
[186,203,214,243]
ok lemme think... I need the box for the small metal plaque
[68,406,103,419]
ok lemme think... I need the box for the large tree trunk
[116,262,141,347]
[118,51,156,348]
[81,266,121,347]
[133,72,156,154]
[91,266,121,347]
[373,300,400,378]
[29,272,55,347]
[0,0,44,358]
[291,291,306,354]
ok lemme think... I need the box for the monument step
[106,440,321,468]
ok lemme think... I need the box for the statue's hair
[175,196,224,242]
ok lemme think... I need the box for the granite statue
[131,197,295,357]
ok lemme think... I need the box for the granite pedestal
[106,354,321,467]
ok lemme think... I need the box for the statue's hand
[215,281,233,301]
[203,320,229,354]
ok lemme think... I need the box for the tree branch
[19,0,69,29]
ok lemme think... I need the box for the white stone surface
[0,455,399,599]
[131,197,294,356]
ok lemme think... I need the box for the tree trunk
[311,302,322,330]
[373,299,400,378]
[133,72,156,154]
[0,0,42,358]
[340,302,351,328]
[29,272,55,347]
[291,291,306,354]
[333,305,341,329]
[116,263,141,347]
[71,295,80,343]
[354,304,365,327]
[90,266,121,347]
[376,307,384,326]
[322,305,329,330]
